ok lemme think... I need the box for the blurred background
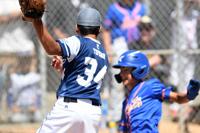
[0,0,200,133]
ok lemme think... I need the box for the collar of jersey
[84,36,100,44]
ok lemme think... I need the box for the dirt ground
[1,93,199,133]
[0,120,199,133]
[159,120,200,133]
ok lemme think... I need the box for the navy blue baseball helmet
[113,50,150,80]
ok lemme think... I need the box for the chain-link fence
[0,0,200,132]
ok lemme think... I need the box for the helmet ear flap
[131,69,135,78]
[131,65,149,80]
[131,68,141,80]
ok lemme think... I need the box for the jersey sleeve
[118,99,129,132]
[161,86,172,101]
[56,36,81,60]
[151,79,172,101]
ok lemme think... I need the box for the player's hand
[51,56,63,72]
[187,79,200,100]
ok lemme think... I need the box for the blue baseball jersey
[103,1,146,43]
[56,36,109,104]
[119,78,172,133]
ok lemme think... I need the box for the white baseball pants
[36,97,102,133]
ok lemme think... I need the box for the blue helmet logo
[113,50,150,80]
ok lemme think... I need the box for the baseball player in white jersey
[23,8,109,133]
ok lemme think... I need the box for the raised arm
[169,79,200,104]
[169,92,189,104]
[18,0,61,55]
[32,19,62,55]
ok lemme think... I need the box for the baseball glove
[19,0,46,18]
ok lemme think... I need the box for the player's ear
[75,25,80,34]
[99,26,102,33]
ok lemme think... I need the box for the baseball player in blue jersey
[113,50,200,133]
[102,0,147,124]
[103,0,147,46]
[23,8,109,133]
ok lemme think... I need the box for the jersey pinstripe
[119,78,172,132]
